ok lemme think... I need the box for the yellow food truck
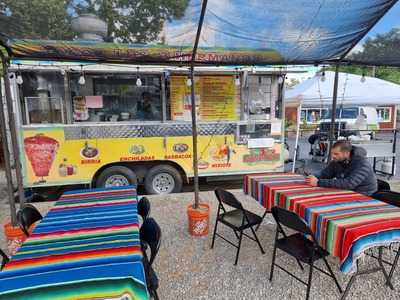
[8,61,286,194]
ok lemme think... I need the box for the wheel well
[92,161,188,186]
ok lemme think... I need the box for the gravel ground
[1,177,400,299]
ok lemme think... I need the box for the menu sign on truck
[170,75,238,121]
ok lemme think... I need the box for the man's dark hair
[332,140,352,153]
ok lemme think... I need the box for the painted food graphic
[173,143,189,153]
[24,134,59,177]
[198,160,209,169]
[81,142,99,158]
[210,144,234,162]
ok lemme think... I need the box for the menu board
[170,75,238,121]
[200,76,238,121]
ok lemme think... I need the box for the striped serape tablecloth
[0,186,148,300]
[244,173,400,273]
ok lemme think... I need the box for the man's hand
[306,175,319,187]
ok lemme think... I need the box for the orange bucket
[3,222,26,255]
[187,203,210,236]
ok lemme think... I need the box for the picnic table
[245,173,400,298]
[0,186,149,300]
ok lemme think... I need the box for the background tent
[286,71,400,106]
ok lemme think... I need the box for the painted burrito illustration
[24,134,59,179]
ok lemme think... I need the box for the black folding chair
[17,204,43,237]
[211,188,265,265]
[270,206,342,300]
[138,197,151,221]
[0,249,9,270]
[367,191,400,288]
[140,218,161,300]
[373,190,400,208]
[376,179,391,192]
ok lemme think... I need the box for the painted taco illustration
[24,134,59,182]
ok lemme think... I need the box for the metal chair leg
[323,256,342,293]
[269,242,278,281]
[340,273,357,300]
[249,226,265,254]
[234,231,243,265]
[255,209,269,231]
[388,245,400,285]
[153,289,159,300]
[305,262,314,300]
[378,246,394,290]
[210,219,219,249]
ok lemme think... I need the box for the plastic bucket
[3,222,26,255]
[187,203,210,236]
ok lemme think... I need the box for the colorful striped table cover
[244,173,400,274]
[0,186,149,300]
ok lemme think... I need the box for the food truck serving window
[19,72,65,125]
[70,74,162,122]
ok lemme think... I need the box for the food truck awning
[1,0,400,66]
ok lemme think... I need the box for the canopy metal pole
[0,54,17,225]
[328,63,340,161]
[0,53,26,207]
[292,103,302,173]
[190,0,208,209]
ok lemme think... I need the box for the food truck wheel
[96,166,137,188]
[145,165,183,194]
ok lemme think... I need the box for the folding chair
[0,248,9,270]
[17,204,43,237]
[211,188,265,265]
[140,218,161,300]
[367,191,400,287]
[376,179,391,192]
[270,206,342,300]
[372,190,400,207]
[138,196,151,221]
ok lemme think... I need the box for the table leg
[340,266,358,300]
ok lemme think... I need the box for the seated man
[306,140,377,196]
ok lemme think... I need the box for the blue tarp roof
[1,0,399,66]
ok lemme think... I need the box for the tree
[73,0,189,43]
[350,28,400,64]
[0,0,189,43]
[0,0,73,40]
[340,28,400,84]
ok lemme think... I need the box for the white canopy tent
[286,71,400,107]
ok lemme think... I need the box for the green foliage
[336,28,400,84]
[0,0,189,43]
[0,0,73,40]
[75,0,189,43]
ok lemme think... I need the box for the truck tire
[96,166,137,188]
[144,165,183,194]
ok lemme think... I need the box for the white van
[318,106,379,135]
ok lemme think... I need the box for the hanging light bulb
[16,74,23,85]
[78,74,86,85]
[186,78,192,87]
[16,64,23,85]
[278,76,284,84]
[136,77,142,87]
[360,72,366,83]
[251,66,256,74]
[78,65,85,85]
[235,75,241,86]
[320,71,326,82]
